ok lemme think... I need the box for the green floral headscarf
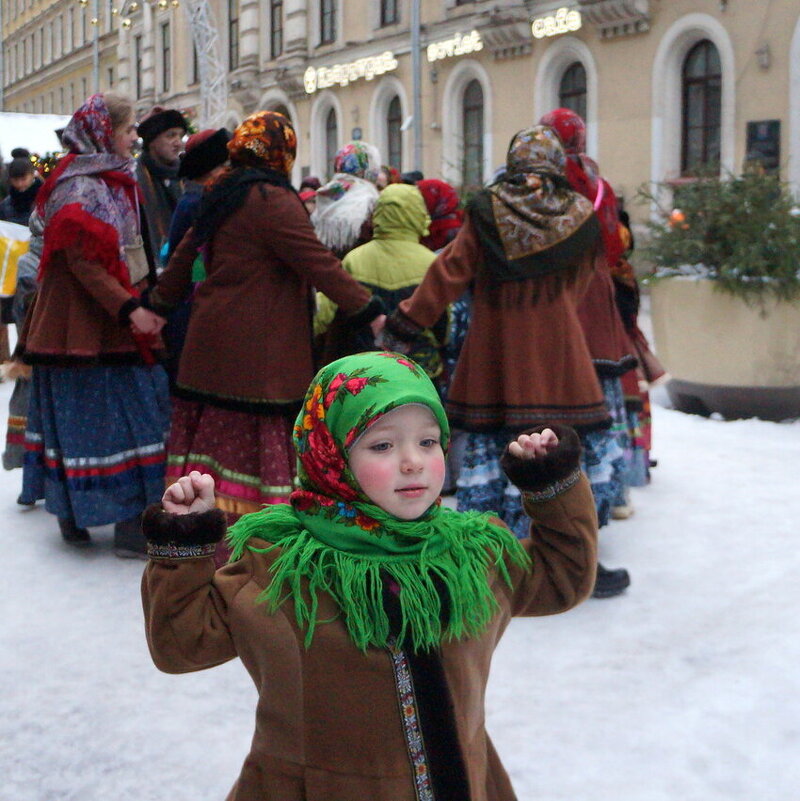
[228,352,530,652]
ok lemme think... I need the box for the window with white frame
[386,95,402,169]
[270,0,283,59]
[320,0,336,45]
[229,0,240,70]
[681,39,721,175]
[462,79,484,188]
[161,21,171,92]
[325,107,338,178]
[380,0,398,27]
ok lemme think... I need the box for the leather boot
[114,513,147,559]
[58,517,91,546]
[592,563,631,598]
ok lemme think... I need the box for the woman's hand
[508,428,559,460]
[162,471,216,515]
[130,306,166,336]
[370,314,387,339]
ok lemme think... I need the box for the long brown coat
[142,474,597,801]
[151,184,376,407]
[395,216,609,433]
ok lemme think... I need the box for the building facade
[3,0,800,220]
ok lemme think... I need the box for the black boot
[592,563,630,599]
[59,517,91,546]
[114,513,147,559]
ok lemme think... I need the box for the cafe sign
[426,30,483,63]
[531,7,582,39]
[304,51,399,94]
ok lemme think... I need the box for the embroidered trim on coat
[522,466,582,503]
[146,541,218,559]
[387,638,435,801]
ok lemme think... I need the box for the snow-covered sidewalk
[2,373,798,800]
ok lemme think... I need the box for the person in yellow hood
[315,183,447,374]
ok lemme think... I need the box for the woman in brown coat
[148,112,383,536]
[382,126,629,597]
[142,351,597,801]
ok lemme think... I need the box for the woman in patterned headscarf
[311,140,382,258]
[148,112,384,559]
[17,93,170,555]
[383,124,631,599]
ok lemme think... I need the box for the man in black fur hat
[135,106,188,265]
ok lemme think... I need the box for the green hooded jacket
[315,183,435,336]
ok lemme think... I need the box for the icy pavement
[2,373,799,801]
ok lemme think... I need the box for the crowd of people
[1,90,668,800]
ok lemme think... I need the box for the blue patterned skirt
[455,430,528,539]
[581,376,628,526]
[22,365,170,528]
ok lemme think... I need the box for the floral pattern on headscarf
[227,350,529,653]
[61,94,116,155]
[292,351,449,523]
[417,179,464,251]
[540,109,624,267]
[227,110,297,176]
[539,108,587,155]
[485,125,595,265]
[333,141,381,182]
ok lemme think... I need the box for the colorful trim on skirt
[166,397,296,522]
[22,365,170,527]
[455,430,528,539]
[3,375,30,469]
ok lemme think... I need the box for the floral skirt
[455,430,528,539]
[22,365,170,528]
[166,398,296,524]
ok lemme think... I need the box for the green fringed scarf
[227,352,531,652]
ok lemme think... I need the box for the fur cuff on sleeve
[142,503,227,546]
[346,295,386,328]
[385,308,424,342]
[500,425,582,494]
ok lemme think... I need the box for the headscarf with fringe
[311,141,381,254]
[228,351,530,652]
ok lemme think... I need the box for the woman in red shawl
[19,93,170,555]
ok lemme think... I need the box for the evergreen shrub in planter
[639,169,800,421]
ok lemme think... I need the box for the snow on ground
[2,375,799,801]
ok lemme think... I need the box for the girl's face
[348,404,445,520]
[112,114,138,158]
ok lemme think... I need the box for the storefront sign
[531,7,582,39]
[304,51,399,94]
[426,30,483,63]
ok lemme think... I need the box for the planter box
[650,277,800,421]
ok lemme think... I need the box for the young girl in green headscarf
[142,351,598,801]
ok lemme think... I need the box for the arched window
[558,62,587,122]
[325,107,338,178]
[386,95,402,169]
[462,79,484,188]
[273,104,291,122]
[682,39,721,174]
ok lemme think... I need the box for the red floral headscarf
[227,110,297,176]
[539,107,586,155]
[417,179,464,251]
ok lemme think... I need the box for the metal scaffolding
[184,0,228,127]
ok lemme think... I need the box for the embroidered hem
[522,466,582,503]
[387,638,435,801]
[146,541,218,559]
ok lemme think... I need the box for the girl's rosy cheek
[354,458,394,497]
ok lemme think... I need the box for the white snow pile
[2,379,799,801]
